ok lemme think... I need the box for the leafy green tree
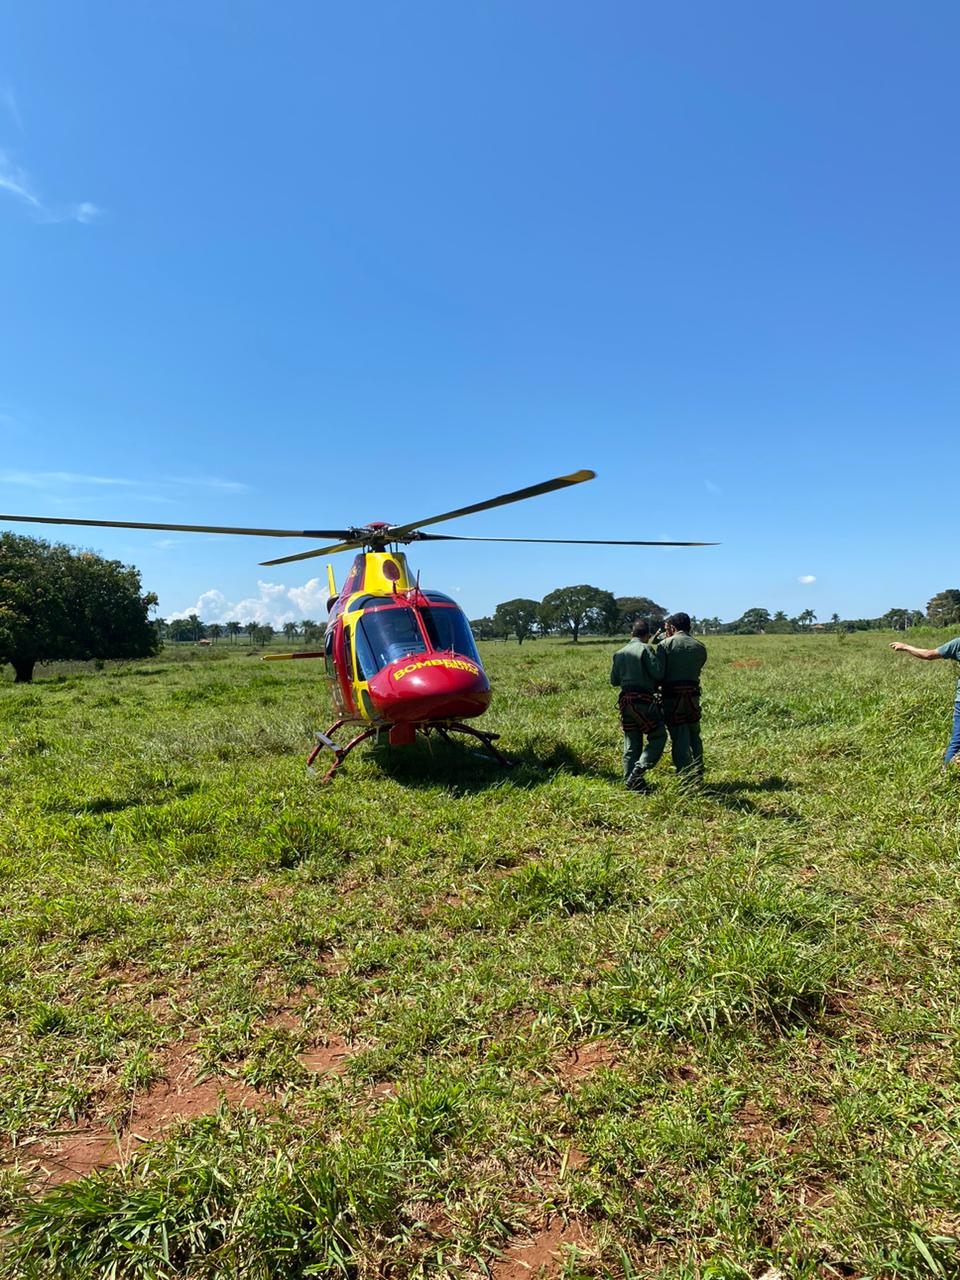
[767,610,794,635]
[207,623,223,643]
[282,622,300,643]
[470,617,499,641]
[493,598,540,645]
[615,596,667,633]
[226,620,242,644]
[927,589,960,626]
[797,608,817,628]
[250,623,274,647]
[881,608,910,631]
[0,533,159,684]
[300,619,318,645]
[732,607,771,634]
[541,585,618,643]
[167,618,195,642]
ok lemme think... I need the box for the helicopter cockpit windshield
[420,594,481,662]
[355,606,426,677]
[353,596,481,679]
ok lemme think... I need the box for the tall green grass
[1,632,959,1276]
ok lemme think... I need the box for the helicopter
[0,469,714,781]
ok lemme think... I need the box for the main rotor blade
[0,514,353,539]
[260,539,365,566]
[386,468,596,539]
[416,534,718,546]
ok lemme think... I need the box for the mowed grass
[1,632,959,1278]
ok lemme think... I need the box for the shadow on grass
[368,737,612,792]
[700,776,803,821]
[706,776,794,795]
[53,783,200,815]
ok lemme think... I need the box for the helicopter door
[331,622,354,715]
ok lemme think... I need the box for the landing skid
[306,718,513,783]
[425,721,513,768]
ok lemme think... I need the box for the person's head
[665,611,691,635]
[631,619,651,640]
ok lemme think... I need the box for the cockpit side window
[356,606,427,674]
[421,606,481,663]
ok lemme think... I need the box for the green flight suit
[640,630,707,781]
[610,638,666,782]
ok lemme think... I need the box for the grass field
[1,631,959,1279]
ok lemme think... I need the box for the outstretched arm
[890,643,941,659]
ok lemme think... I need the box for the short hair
[631,618,651,638]
[666,611,691,632]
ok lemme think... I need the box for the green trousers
[624,722,667,779]
[639,720,704,781]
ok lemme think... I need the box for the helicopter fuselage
[320,550,491,742]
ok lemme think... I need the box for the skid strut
[307,718,513,782]
[307,719,378,784]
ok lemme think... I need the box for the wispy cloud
[798,574,816,585]
[166,475,251,494]
[0,469,138,488]
[0,151,40,211]
[171,579,329,628]
[0,469,248,493]
[0,86,22,131]
[0,147,102,224]
[704,478,721,495]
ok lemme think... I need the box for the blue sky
[1,1,957,627]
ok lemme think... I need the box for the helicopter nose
[366,653,491,723]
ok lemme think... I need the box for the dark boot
[626,765,648,792]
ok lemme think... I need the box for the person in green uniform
[638,611,707,784]
[890,636,960,765]
[609,619,666,790]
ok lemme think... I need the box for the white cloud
[170,578,330,628]
[0,147,102,224]
[0,151,40,210]
[798,574,816,585]
[0,469,138,488]
[73,201,103,224]
[0,469,248,494]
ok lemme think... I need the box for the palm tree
[798,608,817,628]
[282,622,299,643]
[186,613,204,641]
[207,623,223,644]
[226,621,242,644]
[300,619,317,645]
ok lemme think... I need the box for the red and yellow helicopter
[0,469,713,780]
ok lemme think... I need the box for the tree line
[474,587,960,642]
[6,531,960,682]
[159,616,326,647]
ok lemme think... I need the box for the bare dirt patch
[299,1034,352,1075]
[16,1042,260,1186]
[733,659,762,669]
[490,1216,592,1279]
[556,1039,619,1084]
[11,1028,355,1187]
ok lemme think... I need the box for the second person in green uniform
[639,611,707,784]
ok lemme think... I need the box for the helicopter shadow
[369,738,612,793]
